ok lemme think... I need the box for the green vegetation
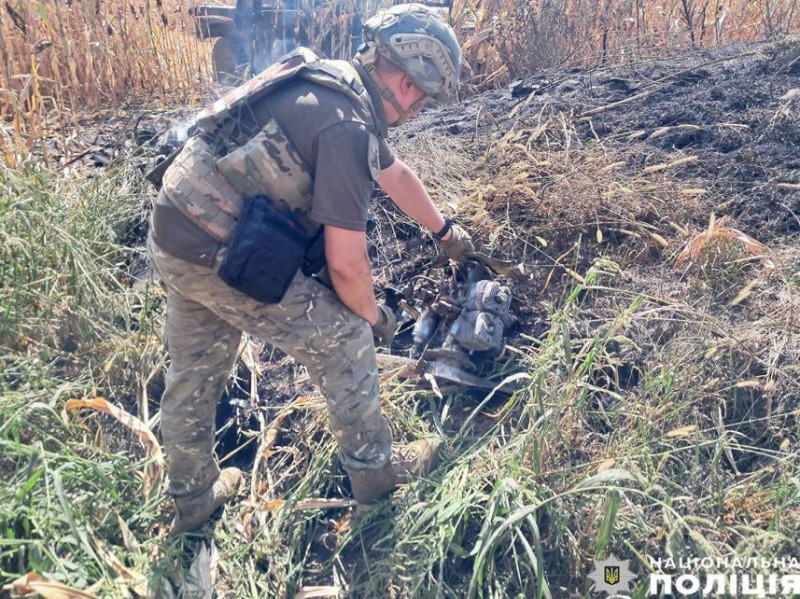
[1,145,797,596]
[0,2,798,597]
[0,159,164,594]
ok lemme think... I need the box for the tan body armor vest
[160,48,379,245]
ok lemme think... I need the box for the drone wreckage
[381,251,529,396]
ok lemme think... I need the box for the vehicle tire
[212,34,250,86]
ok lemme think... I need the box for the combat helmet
[361,3,461,100]
[357,4,462,123]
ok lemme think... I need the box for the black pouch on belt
[218,196,310,304]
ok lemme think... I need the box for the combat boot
[170,467,243,534]
[348,439,442,504]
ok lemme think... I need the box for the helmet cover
[362,3,462,100]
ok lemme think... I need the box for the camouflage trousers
[147,235,393,499]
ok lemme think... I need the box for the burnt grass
[347,38,798,590]
[63,36,798,595]
[378,37,799,402]
[404,38,798,234]
[381,37,799,364]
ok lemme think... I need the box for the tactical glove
[439,224,475,264]
[371,304,397,347]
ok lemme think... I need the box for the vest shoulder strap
[195,48,376,139]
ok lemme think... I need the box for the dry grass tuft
[676,214,777,273]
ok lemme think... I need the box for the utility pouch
[218,196,309,304]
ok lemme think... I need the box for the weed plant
[1,150,797,596]
[0,2,798,597]
[0,158,167,594]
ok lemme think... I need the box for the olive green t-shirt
[261,64,395,231]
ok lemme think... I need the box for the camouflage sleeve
[311,121,377,231]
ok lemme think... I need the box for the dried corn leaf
[63,398,164,499]
[89,536,141,586]
[6,573,99,599]
[182,541,218,599]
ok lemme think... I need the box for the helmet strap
[357,44,413,127]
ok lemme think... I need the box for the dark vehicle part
[191,0,364,85]
[191,0,452,86]
[193,4,237,39]
[212,33,251,86]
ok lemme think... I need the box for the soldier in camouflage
[147,3,475,533]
